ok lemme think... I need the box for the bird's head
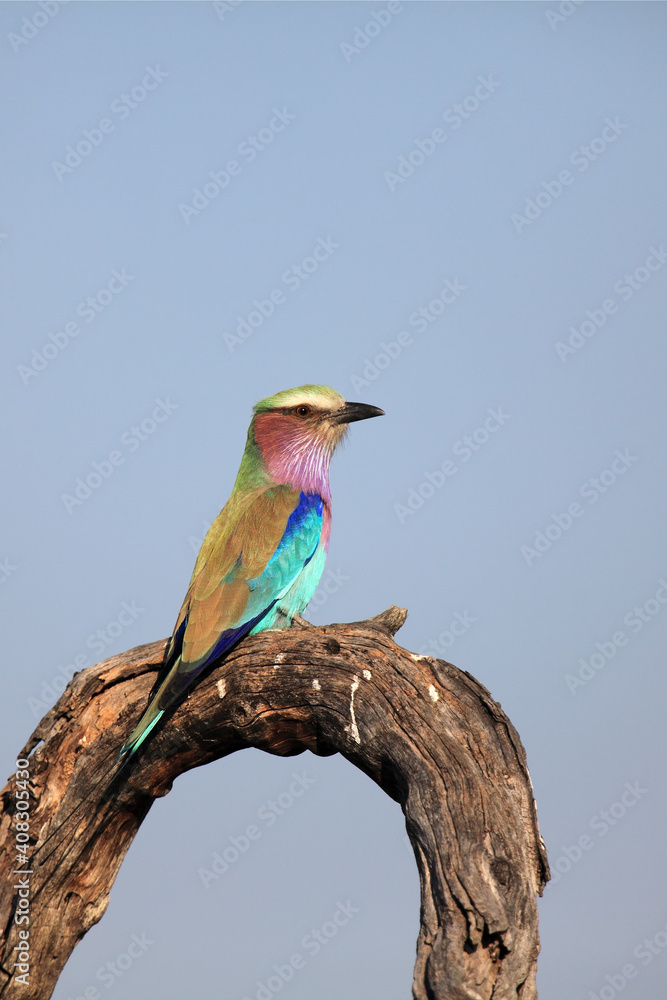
[249,384,384,495]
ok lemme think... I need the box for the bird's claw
[291,614,312,629]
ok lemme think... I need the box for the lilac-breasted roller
[120,385,383,760]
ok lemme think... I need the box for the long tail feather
[118,707,165,761]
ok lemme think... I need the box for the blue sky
[2,2,667,998]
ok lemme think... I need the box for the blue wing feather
[178,492,322,676]
[121,492,325,759]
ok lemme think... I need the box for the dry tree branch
[0,608,548,999]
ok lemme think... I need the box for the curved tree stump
[0,608,549,999]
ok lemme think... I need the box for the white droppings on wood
[273,652,286,670]
[428,685,439,703]
[362,669,372,680]
[312,678,321,691]
[410,653,430,661]
[345,675,361,744]
[216,679,227,700]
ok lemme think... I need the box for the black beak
[333,401,385,425]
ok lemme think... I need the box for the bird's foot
[291,614,312,629]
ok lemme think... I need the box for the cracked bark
[0,607,549,999]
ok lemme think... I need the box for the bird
[120,384,384,761]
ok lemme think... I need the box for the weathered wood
[0,608,548,999]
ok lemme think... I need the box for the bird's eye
[295,405,311,417]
